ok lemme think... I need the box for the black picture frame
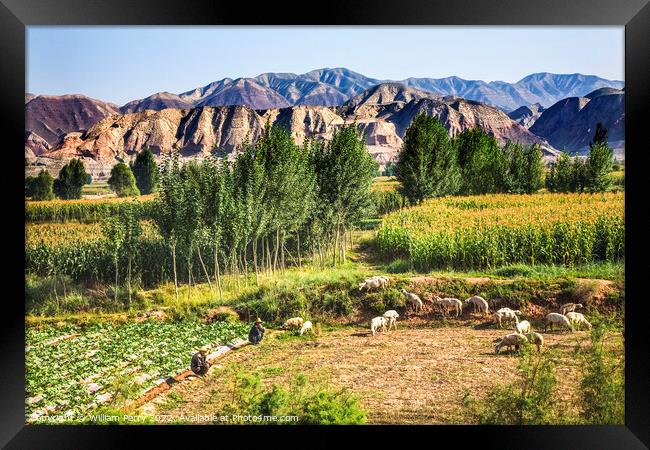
[3,0,649,447]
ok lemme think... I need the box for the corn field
[376,192,624,270]
[25,196,156,223]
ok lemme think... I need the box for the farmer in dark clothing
[248,318,265,345]
[191,346,211,375]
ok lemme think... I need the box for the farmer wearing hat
[191,345,211,375]
[248,317,265,345]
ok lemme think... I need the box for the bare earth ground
[139,319,623,424]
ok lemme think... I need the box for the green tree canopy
[131,148,159,194]
[53,158,90,199]
[27,170,55,201]
[455,128,508,195]
[108,163,140,197]
[394,112,460,204]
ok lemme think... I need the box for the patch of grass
[219,371,366,424]
[158,391,186,411]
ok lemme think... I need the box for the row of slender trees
[394,113,545,204]
[545,124,616,193]
[103,123,378,301]
[393,113,616,205]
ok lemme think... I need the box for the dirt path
[139,323,622,424]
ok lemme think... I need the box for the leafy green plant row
[26,320,250,420]
[376,215,624,271]
[25,199,156,223]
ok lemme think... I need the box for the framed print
[2,0,649,447]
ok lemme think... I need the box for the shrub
[464,346,564,424]
[577,312,624,424]
[53,158,90,200]
[204,306,240,323]
[108,163,140,197]
[28,170,55,201]
[222,371,366,425]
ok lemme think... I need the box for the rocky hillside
[25,94,120,147]
[507,103,545,128]
[29,83,561,180]
[26,69,623,162]
[530,88,624,153]
[120,92,192,113]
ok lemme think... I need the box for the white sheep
[494,333,528,354]
[494,308,521,328]
[370,316,388,335]
[358,278,383,292]
[565,312,592,330]
[514,315,531,334]
[465,295,489,315]
[299,320,313,336]
[544,313,573,332]
[383,310,399,330]
[282,317,304,329]
[560,303,584,315]
[525,332,545,352]
[400,289,423,313]
[375,275,391,288]
[433,296,463,317]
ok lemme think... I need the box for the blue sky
[27,26,624,105]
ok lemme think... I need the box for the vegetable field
[25,320,250,422]
[376,192,624,270]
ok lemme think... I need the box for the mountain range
[24,68,624,180]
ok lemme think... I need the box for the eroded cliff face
[32,84,556,179]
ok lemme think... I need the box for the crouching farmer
[191,346,211,376]
[248,317,265,345]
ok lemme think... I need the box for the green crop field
[376,192,624,271]
[26,320,250,422]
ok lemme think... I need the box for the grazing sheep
[282,317,304,329]
[525,332,545,352]
[465,295,489,315]
[560,303,584,315]
[488,298,503,311]
[375,275,391,288]
[494,333,529,354]
[370,316,388,335]
[565,312,592,330]
[299,321,313,336]
[358,277,383,292]
[433,296,462,317]
[544,313,573,332]
[401,289,423,313]
[494,308,521,328]
[383,310,399,330]
[514,315,531,334]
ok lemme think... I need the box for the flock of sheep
[279,276,593,356]
[361,276,593,354]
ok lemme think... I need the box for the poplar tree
[394,112,460,204]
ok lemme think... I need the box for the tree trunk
[273,229,280,273]
[253,238,259,286]
[197,245,213,293]
[280,232,285,273]
[242,245,249,288]
[318,241,324,268]
[171,244,179,301]
[297,233,302,268]
[127,255,132,308]
[213,244,223,303]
